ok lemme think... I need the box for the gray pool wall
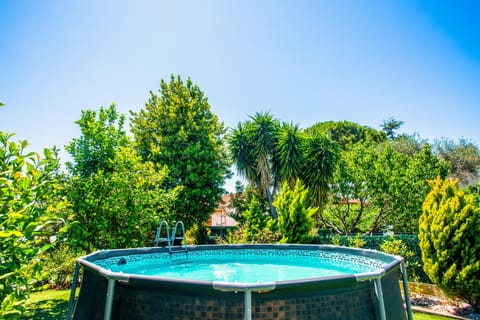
[70,244,409,320]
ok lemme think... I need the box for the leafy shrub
[380,236,413,258]
[0,133,67,318]
[419,177,480,312]
[378,236,428,282]
[41,244,84,290]
[273,180,316,243]
[187,223,210,245]
[348,233,366,248]
[316,232,428,282]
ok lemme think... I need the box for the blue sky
[1,0,479,187]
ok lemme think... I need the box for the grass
[413,311,456,320]
[24,289,71,320]
[25,289,454,320]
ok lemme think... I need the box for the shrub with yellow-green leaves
[419,177,480,312]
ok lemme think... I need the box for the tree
[381,117,404,140]
[65,104,129,177]
[323,142,448,234]
[273,180,316,243]
[66,147,179,250]
[0,133,67,318]
[434,137,480,186]
[228,112,281,219]
[131,75,230,227]
[323,145,377,234]
[229,115,339,222]
[66,106,179,250]
[243,195,270,242]
[419,177,480,312]
[390,133,426,156]
[276,123,303,189]
[307,120,386,149]
[300,132,339,217]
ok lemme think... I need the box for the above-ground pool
[68,244,413,320]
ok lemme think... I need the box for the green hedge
[316,232,428,282]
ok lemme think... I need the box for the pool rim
[76,244,402,288]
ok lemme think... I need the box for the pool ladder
[154,221,188,254]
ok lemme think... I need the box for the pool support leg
[374,278,387,320]
[244,290,252,320]
[66,262,80,320]
[104,279,116,320]
[400,262,414,320]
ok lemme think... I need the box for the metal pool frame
[67,244,413,320]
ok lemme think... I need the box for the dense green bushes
[316,232,428,282]
[419,177,480,312]
[0,132,67,318]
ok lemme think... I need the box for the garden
[1,76,479,319]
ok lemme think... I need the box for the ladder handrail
[154,221,171,250]
[154,221,187,254]
[171,221,188,252]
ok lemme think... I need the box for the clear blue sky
[1,1,479,181]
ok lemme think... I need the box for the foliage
[306,120,386,149]
[66,106,179,251]
[131,75,230,227]
[41,244,83,290]
[216,224,247,244]
[0,132,67,318]
[273,180,316,243]
[228,114,339,222]
[67,146,179,251]
[229,183,260,225]
[318,233,428,282]
[228,112,281,218]
[419,177,480,312]
[381,117,404,140]
[300,132,339,216]
[434,137,480,186]
[348,233,366,248]
[276,123,304,188]
[243,195,270,242]
[186,223,210,245]
[380,236,413,259]
[65,104,129,177]
[379,236,427,282]
[390,133,427,156]
[324,142,448,234]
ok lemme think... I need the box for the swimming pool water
[108,253,376,283]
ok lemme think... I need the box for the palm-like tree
[228,112,339,223]
[276,123,303,189]
[301,132,339,219]
[228,112,280,219]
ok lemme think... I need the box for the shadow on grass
[24,299,69,320]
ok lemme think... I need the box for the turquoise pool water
[106,250,378,283]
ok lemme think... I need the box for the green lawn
[412,311,455,320]
[25,289,71,320]
[26,289,454,320]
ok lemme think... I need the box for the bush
[419,177,480,312]
[41,244,84,290]
[316,231,428,282]
[348,233,366,248]
[273,180,316,243]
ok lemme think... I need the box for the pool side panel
[382,267,407,320]
[255,278,376,320]
[73,268,108,320]
[112,281,244,320]
[72,245,407,320]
